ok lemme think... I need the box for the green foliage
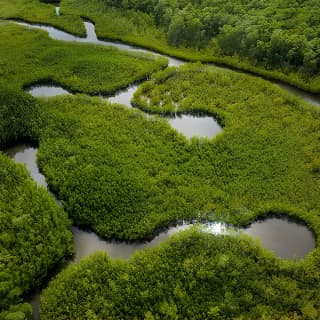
[0,84,40,148]
[0,24,167,96]
[36,95,221,240]
[0,151,73,316]
[0,0,85,36]
[0,21,167,315]
[39,229,320,319]
[1,2,320,318]
[32,64,320,243]
[133,63,320,230]
[97,0,320,75]
[0,80,71,318]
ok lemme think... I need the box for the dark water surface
[277,83,320,106]
[4,17,319,319]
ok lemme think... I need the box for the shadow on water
[5,144,315,263]
[244,217,316,260]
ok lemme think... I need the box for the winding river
[4,15,319,319]
[6,143,315,262]
[16,17,320,106]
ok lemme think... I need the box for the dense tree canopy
[61,0,320,92]
[99,0,320,75]
[0,86,73,320]
[31,63,320,241]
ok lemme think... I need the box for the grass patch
[0,0,85,36]
[0,22,166,316]
[36,95,221,240]
[0,23,167,96]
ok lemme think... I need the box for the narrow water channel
[5,143,315,262]
[12,20,320,106]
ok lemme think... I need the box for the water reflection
[11,20,320,105]
[72,224,193,262]
[277,83,320,106]
[5,144,47,187]
[244,217,316,260]
[27,85,70,97]
[167,114,222,139]
[107,85,138,108]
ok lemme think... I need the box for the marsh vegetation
[0,0,320,319]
